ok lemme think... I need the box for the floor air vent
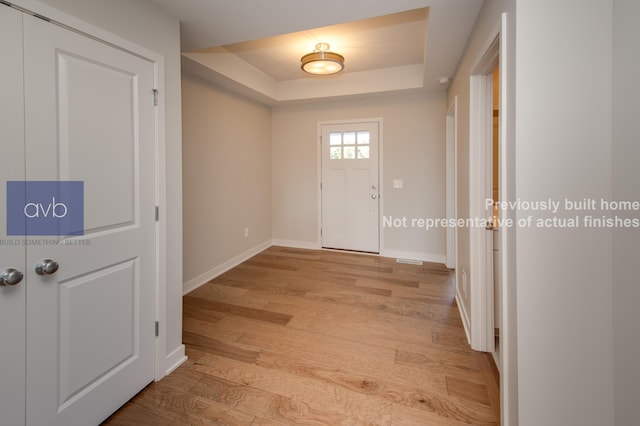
[396,258,423,265]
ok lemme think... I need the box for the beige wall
[516,0,615,425]
[272,91,447,261]
[33,0,184,376]
[182,75,272,287]
[612,0,640,423]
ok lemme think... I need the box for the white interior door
[0,6,26,425]
[22,14,157,426]
[321,121,379,253]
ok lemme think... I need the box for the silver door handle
[35,259,59,276]
[371,194,377,199]
[0,268,24,286]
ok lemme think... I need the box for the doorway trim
[469,12,517,426]
[317,118,383,252]
[446,97,458,269]
[469,33,498,353]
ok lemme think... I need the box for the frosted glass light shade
[301,47,344,75]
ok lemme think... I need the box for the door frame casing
[469,68,496,353]
[317,118,383,252]
[446,97,458,269]
[8,0,174,381]
[469,21,500,354]
[468,12,518,426]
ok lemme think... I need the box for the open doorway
[469,34,499,354]
[491,63,502,364]
[466,13,516,426]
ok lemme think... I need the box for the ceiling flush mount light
[301,42,344,75]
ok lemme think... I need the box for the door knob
[0,268,24,286]
[371,194,377,199]
[35,259,59,276]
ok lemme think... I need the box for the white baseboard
[456,285,472,345]
[162,344,187,378]
[271,239,321,250]
[182,240,272,295]
[380,249,446,265]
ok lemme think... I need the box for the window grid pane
[329,146,342,159]
[357,146,370,159]
[343,132,356,145]
[357,131,370,145]
[329,133,342,145]
[344,146,356,159]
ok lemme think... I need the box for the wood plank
[390,403,478,426]
[213,277,309,297]
[182,331,261,363]
[431,330,479,356]
[304,290,462,325]
[395,348,486,384]
[183,296,293,325]
[182,317,246,343]
[128,386,255,425]
[243,259,299,271]
[182,304,226,324]
[445,376,492,406]
[186,282,268,310]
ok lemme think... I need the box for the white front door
[321,121,380,253]
[1,9,157,425]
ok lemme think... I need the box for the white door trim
[497,13,517,426]
[469,21,501,353]
[468,13,518,426]
[469,68,495,353]
[8,0,177,381]
[317,118,383,252]
[446,97,458,269]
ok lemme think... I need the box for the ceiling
[149,0,484,104]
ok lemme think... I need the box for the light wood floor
[103,246,500,425]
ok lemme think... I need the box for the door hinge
[155,206,159,221]
[320,182,322,190]
[155,321,159,337]
[153,89,158,106]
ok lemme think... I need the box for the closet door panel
[23,13,157,426]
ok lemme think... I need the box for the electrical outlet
[244,227,249,238]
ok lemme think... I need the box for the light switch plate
[393,179,403,189]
